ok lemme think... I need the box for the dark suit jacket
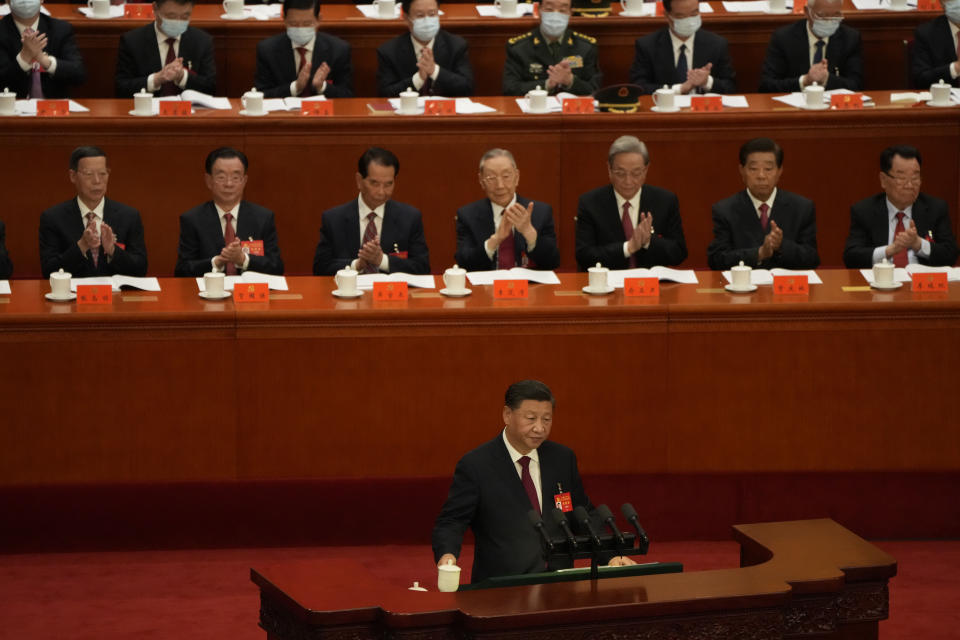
[115,23,216,97]
[39,198,147,278]
[312,199,430,275]
[254,31,353,98]
[376,29,473,97]
[455,196,560,271]
[575,184,687,270]
[175,200,283,277]
[0,14,86,99]
[0,220,12,279]
[629,27,736,94]
[843,193,958,268]
[707,189,819,270]
[913,16,960,89]
[432,435,596,584]
[759,20,863,92]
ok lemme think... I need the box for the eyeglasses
[611,169,646,180]
[884,172,922,186]
[213,174,244,185]
[481,173,516,186]
[77,170,109,180]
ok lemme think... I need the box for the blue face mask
[539,11,569,40]
[810,17,841,39]
[286,26,315,47]
[411,15,440,43]
[944,0,960,22]
[10,0,42,19]
[670,14,701,38]
[159,17,189,39]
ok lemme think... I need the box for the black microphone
[597,504,626,548]
[573,506,602,550]
[621,502,650,554]
[548,507,578,554]
[528,509,555,555]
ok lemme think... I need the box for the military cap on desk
[573,0,611,16]
[594,84,643,112]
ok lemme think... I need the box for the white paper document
[607,268,699,287]
[619,1,711,13]
[467,269,561,286]
[159,90,232,110]
[890,91,932,103]
[281,95,328,111]
[721,269,823,285]
[851,0,916,9]
[356,4,442,17]
[722,0,792,11]
[860,265,960,284]
[195,271,289,292]
[14,99,89,115]
[247,3,283,19]
[671,94,749,109]
[356,273,436,290]
[386,96,497,114]
[79,5,125,18]
[0,280,10,295]
[773,89,874,109]
[475,3,535,16]
[70,276,161,292]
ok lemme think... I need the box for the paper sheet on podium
[467,269,561,285]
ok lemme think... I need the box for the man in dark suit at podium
[175,147,284,277]
[433,380,635,584]
[313,147,430,275]
[912,8,960,88]
[455,149,559,272]
[707,137,819,270]
[254,0,353,99]
[843,145,958,269]
[575,135,687,270]
[0,220,12,279]
[39,146,147,279]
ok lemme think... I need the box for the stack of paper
[890,91,932,103]
[0,281,10,295]
[160,90,232,110]
[851,0,916,9]
[357,273,436,289]
[671,94,750,109]
[70,276,162,292]
[467,269,561,285]
[356,4,443,17]
[195,271,289,292]
[721,269,823,285]
[608,267,699,287]
[13,100,89,115]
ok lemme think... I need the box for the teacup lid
[247,87,261,94]
[879,258,890,266]
[2,86,10,94]
[408,581,427,591]
[737,260,745,267]
[595,262,601,269]
[934,78,949,87]
[807,81,820,88]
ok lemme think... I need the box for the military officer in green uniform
[502,0,602,96]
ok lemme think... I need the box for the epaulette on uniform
[572,31,597,44]
[508,31,534,45]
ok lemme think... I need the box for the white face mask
[159,17,189,39]
[539,11,569,40]
[286,26,314,47]
[944,0,960,22]
[411,15,440,43]
[670,14,701,39]
[809,16,842,39]
[10,0,42,19]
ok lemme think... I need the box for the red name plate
[655,1,664,15]
[124,3,154,18]
[917,0,936,10]
[241,240,264,256]
[624,277,659,297]
[424,99,455,115]
[493,279,528,299]
[911,272,948,292]
[792,0,807,13]
[691,95,722,112]
[562,97,593,114]
[554,492,572,512]
[373,281,408,301]
[301,100,333,116]
[234,282,269,302]
[773,274,809,295]
[159,100,190,117]
[37,100,69,117]
[76,284,113,305]
[830,93,863,110]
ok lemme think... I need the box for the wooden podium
[250,519,896,639]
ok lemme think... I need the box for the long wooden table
[2,94,958,279]
[251,518,897,639]
[47,2,936,99]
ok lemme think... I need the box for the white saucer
[724,284,757,293]
[799,102,830,111]
[925,100,955,108]
[239,109,268,116]
[495,11,523,17]
[618,10,648,16]
[396,107,425,116]
[870,281,903,290]
[440,288,472,297]
[526,108,550,115]
[332,289,363,298]
[763,8,791,13]
[199,290,231,300]
[650,105,680,113]
[85,14,116,20]
[220,13,250,19]
[582,285,615,295]
[128,110,156,117]
[45,292,77,302]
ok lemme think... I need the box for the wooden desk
[1,94,957,279]
[48,3,933,99]
[250,518,897,639]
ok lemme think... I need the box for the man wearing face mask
[255,0,353,98]
[912,0,960,88]
[115,0,216,97]
[629,0,736,95]
[759,0,862,92]
[502,0,601,96]
[376,0,473,97]
[0,0,86,99]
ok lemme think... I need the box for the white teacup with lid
[399,87,419,114]
[335,266,359,295]
[49,268,72,298]
[0,87,16,116]
[242,87,265,115]
[804,81,824,108]
[653,85,675,110]
[526,85,548,113]
[442,265,467,293]
[873,258,895,286]
[730,260,752,289]
[134,88,153,115]
[587,262,609,291]
[930,79,952,107]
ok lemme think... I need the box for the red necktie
[518,456,540,515]
[497,213,515,269]
[362,212,378,273]
[621,201,636,268]
[23,29,45,99]
[86,212,100,268]
[893,212,908,268]
[223,212,238,275]
[161,37,178,96]
[296,46,308,74]
[759,203,770,232]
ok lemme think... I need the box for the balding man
[759,0,862,92]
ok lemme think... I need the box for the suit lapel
[770,190,789,230]
[493,437,535,511]
[656,30,675,84]
[604,186,627,241]
[738,191,763,243]
[202,202,226,251]
[236,201,256,241]
[433,30,447,68]
[793,22,812,71]
[347,200,362,253]
[67,199,85,239]
[380,201,398,253]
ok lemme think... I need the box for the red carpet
[0,541,956,639]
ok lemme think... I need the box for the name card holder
[830,93,863,110]
[691,96,722,112]
[76,284,113,305]
[424,100,455,115]
[911,272,948,292]
[624,277,659,297]
[773,274,809,295]
[917,0,936,10]
[373,281,408,301]
[792,0,807,13]
[562,97,594,114]
[37,100,69,117]
[159,100,190,117]
[124,3,154,18]
[301,101,333,116]
[241,240,264,256]
[234,282,269,302]
[493,279,528,299]
[654,1,664,15]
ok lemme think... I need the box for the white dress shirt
[950,21,960,80]
[614,187,647,257]
[746,187,777,220]
[288,34,327,96]
[410,34,441,90]
[147,23,189,93]
[501,429,542,511]
[482,195,538,260]
[211,202,250,272]
[669,30,713,94]
[869,199,931,265]
[352,195,390,272]
[15,17,58,74]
